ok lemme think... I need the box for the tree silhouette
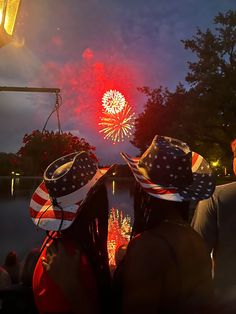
[182,10,236,165]
[17,130,96,176]
[132,10,236,171]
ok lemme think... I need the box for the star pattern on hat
[125,135,215,202]
[139,141,193,188]
[45,152,99,198]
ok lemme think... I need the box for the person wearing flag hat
[116,135,216,314]
[30,151,114,314]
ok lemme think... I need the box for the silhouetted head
[132,183,190,237]
[4,251,19,267]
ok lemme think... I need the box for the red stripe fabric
[143,186,177,195]
[32,192,47,207]
[30,207,76,221]
[192,152,198,166]
[40,182,48,193]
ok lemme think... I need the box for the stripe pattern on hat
[30,182,80,230]
[122,154,183,201]
[30,168,103,231]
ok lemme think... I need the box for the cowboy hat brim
[30,166,114,231]
[121,152,215,202]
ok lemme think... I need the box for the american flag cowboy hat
[121,135,215,202]
[30,151,111,231]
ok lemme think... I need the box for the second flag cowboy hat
[121,135,215,202]
[30,151,112,231]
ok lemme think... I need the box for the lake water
[0,176,135,265]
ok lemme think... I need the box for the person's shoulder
[130,230,168,245]
[196,182,236,208]
[215,181,236,198]
[124,232,173,274]
[127,230,174,260]
[216,181,236,190]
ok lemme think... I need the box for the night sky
[0,0,235,163]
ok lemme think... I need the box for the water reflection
[11,177,20,196]
[112,180,115,195]
[106,177,135,218]
[0,176,135,264]
[0,177,41,198]
[108,208,132,266]
[11,177,14,196]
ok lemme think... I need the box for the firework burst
[102,90,126,114]
[99,102,135,143]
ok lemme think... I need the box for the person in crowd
[42,135,217,314]
[0,267,11,290]
[116,135,216,314]
[0,267,11,313]
[192,139,236,313]
[20,248,40,287]
[30,151,113,314]
[3,251,20,284]
[0,249,40,314]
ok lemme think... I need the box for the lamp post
[0,86,60,93]
[0,0,21,48]
[0,3,63,134]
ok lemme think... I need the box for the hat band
[51,169,103,208]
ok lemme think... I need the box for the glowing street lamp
[0,0,21,48]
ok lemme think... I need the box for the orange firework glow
[99,101,135,143]
[107,208,132,266]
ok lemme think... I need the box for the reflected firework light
[102,90,126,114]
[99,102,135,143]
[107,208,132,266]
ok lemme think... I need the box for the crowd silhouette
[0,135,236,314]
